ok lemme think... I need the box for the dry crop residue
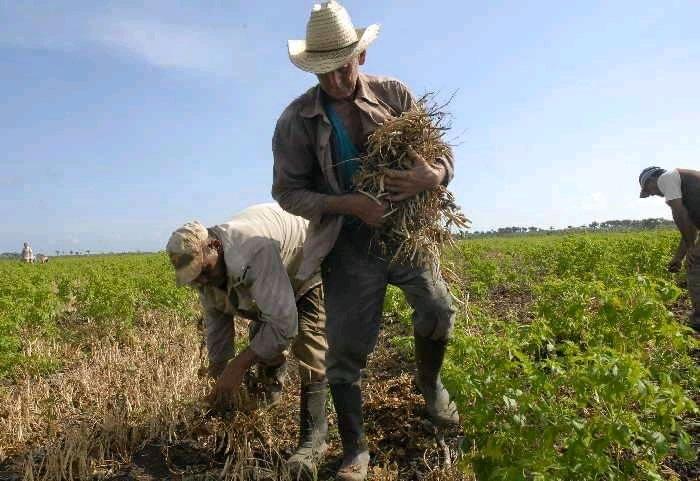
[0,313,469,481]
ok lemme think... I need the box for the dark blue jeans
[687,261,700,328]
[322,223,455,384]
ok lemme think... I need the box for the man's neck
[323,83,360,105]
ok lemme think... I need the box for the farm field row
[0,230,697,480]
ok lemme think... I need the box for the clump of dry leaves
[354,94,470,267]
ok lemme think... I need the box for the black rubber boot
[287,381,329,480]
[414,334,460,426]
[330,382,370,481]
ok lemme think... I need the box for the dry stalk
[1,291,472,480]
[354,94,470,268]
[0,312,209,480]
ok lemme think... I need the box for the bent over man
[272,3,458,480]
[165,203,328,476]
[640,166,700,331]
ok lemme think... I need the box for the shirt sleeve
[246,242,298,362]
[658,169,682,202]
[272,109,332,222]
[199,289,235,364]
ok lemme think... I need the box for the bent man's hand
[205,359,247,411]
[384,146,445,202]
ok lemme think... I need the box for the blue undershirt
[323,100,361,192]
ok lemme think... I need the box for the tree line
[460,218,675,238]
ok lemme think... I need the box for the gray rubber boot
[287,381,329,480]
[414,334,460,426]
[330,382,370,481]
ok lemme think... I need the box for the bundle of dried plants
[354,94,470,267]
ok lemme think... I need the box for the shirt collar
[299,73,378,119]
[300,85,325,119]
[355,74,379,106]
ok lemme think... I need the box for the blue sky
[1,1,698,254]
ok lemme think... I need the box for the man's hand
[384,146,445,202]
[205,348,257,411]
[668,257,683,273]
[205,360,246,410]
[349,193,387,227]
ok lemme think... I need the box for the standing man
[165,203,329,477]
[21,242,34,263]
[272,2,458,479]
[640,166,700,331]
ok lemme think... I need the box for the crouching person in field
[165,203,329,477]
[639,166,700,332]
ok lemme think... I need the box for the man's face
[191,240,227,288]
[316,51,366,100]
[645,178,663,197]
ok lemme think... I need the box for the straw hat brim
[172,250,204,286]
[288,24,380,74]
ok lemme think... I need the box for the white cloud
[0,4,248,76]
[89,17,245,76]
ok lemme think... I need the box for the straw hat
[166,221,209,286]
[288,1,380,74]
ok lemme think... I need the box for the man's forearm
[204,309,235,364]
[323,194,363,216]
[673,212,697,249]
[230,347,258,372]
[273,187,331,222]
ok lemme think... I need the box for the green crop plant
[1,230,697,480]
[440,230,698,481]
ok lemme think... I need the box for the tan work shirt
[198,203,320,364]
[272,73,455,280]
